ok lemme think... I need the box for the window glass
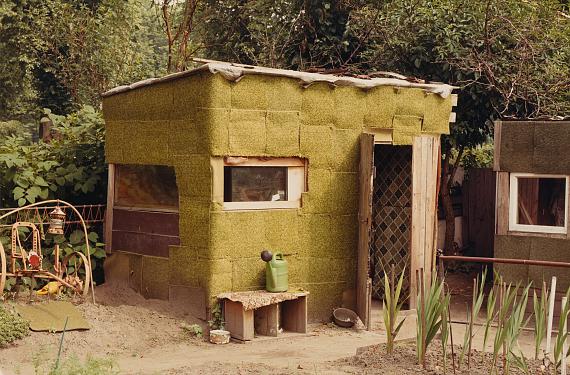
[224,166,288,202]
[517,177,566,227]
[115,165,179,209]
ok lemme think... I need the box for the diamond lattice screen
[371,145,412,300]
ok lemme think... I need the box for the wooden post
[546,276,557,356]
[105,164,115,254]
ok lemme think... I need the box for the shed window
[224,166,288,202]
[509,173,568,234]
[114,165,179,210]
[213,157,306,210]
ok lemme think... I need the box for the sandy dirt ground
[0,284,392,375]
[0,273,551,374]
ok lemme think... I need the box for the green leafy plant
[490,281,532,375]
[0,304,29,346]
[181,323,203,338]
[416,270,449,368]
[459,268,487,369]
[382,264,407,354]
[533,282,549,360]
[482,283,497,355]
[208,303,225,330]
[553,290,570,374]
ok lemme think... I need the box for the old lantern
[48,206,65,235]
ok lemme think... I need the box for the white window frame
[211,157,307,211]
[508,173,569,234]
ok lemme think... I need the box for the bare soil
[0,284,205,374]
[333,343,546,375]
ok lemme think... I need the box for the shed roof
[102,60,455,99]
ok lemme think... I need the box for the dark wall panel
[112,208,180,258]
[498,121,570,174]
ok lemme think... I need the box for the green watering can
[261,250,288,292]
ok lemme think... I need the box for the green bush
[0,305,29,347]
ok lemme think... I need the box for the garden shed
[494,120,570,288]
[101,60,456,326]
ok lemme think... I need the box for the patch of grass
[33,355,118,375]
[0,304,29,347]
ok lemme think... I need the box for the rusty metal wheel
[61,251,91,298]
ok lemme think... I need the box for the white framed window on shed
[211,157,307,210]
[508,173,569,234]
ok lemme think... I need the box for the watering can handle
[274,252,283,260]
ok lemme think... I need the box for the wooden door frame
[357,133,440,324]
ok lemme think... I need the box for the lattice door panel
[371,145,412,300]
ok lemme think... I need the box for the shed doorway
[370,145,413,303]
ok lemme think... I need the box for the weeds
[208,303,225,330]
[34,356,118,375]
[482,283,496,354]
[0,304,29,347]
[181,323,203,338]
[382,264,407,354]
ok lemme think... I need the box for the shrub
[0,305,29,346]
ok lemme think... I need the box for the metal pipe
[438,255,570,269]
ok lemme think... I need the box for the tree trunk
[441,146,464,256]
[442,155,456,255]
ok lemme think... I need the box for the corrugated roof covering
[102,60,456,98]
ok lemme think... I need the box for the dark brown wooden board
[357,133,374,330]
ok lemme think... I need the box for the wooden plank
[494,120,502,171]
[224,300,254,341]
[496,171,510,235]
[112,209,180,236]
[464,169,497,257]
[254,304,279,337]
[449,112,457,123]
[105,164,115,254]
[451,94,458,107]
[111,231,180,258]
[281,297,307,333]
[357,133,375,329]
[410,136,440,307]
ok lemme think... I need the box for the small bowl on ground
[333,307,358,328]
[209,329,231,344]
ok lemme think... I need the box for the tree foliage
[0,105,106,207]
[0,0,165,120]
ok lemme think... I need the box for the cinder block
[299,213,332,257]
[209,211,267,259]
[499,122,534,173]
[263,210,301,253]
[142,256,170,300]
[267,77,303,111]
[392,115,422,145]
[300,125,333,168]
[231,257,265,290]
[104,121,124,163]
[329,214,358,258]
[266,111,300,155]
[395,88,425,118]
[231,75,271,110]
[178,200,210,246]
[208,74,232,108]
[331,129,360,172]
[304,168,333,213]
[229,109,267,154]
[364,86,396,128]
[528,237,570,290]
[174,72,211,110]
[422,93,452,135]
[300,82,335,127]
[199,108,230,156]
[494,235,530,284]
[330,172,358,214]
[333,87,365,129]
